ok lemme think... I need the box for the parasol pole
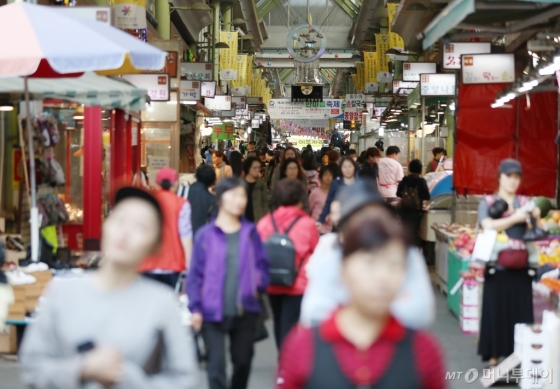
[24,77,39,262]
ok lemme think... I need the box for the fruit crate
[447,250,471,318]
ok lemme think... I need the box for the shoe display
[5,236,24,252]
[5,269,37,285]
[21,262,49,273]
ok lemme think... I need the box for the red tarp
[454,84,558,197]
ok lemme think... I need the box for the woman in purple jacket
[187,177,270,389]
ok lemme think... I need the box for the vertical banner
[356,62,365,93]
[387,3,398,32]
[375,34,390,72]
[233,54,248,87]
[219,31,238,72]
[246,56,253,92]
[364,52,377,83]
[111,0,146,29]
[389,33,405,50]
[351,74,357,90]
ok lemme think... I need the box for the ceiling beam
[257,0,283,19]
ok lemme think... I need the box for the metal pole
[421,96,426,167]
[212,0,220,82]
[0,112,4,211]
[515,97,520,159]
[288,0,290,28]
[24,77,39,262]
[326,0,328,26]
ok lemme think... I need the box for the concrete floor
[0,286,515,389]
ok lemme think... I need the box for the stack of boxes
[460,280,480,333]
[518,325,550,389]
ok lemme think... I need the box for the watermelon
[534,197,553,218]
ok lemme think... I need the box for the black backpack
[264,214,302,286]
[400,185,421,210]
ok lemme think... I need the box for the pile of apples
[452,232,476,258]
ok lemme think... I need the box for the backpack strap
[270,212,280,233]
[285,216,302,234]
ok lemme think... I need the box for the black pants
[268,294,303,350]
[202,314,258,389]
[142,272,181,289]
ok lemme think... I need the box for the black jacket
[188,182,218,235]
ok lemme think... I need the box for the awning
[421,0,475,50]
[0,73,147,110]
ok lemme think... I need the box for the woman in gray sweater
[20,187,199,389]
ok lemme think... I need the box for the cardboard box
[461,305,479,319]
[0,325,17,354]
[461,281,479,306]
[4,249,26,264]
[460,316,479,334]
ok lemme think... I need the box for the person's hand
[191,313,203,331]
[531,206,541,219]
[513,208,529,223]
[81,346,122,387]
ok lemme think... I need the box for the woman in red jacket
[257,178,319,350]
[277,207,445,389]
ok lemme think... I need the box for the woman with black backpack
[257,179,319,350]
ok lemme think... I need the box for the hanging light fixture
[0,101,13,111]
[73,105,85,120]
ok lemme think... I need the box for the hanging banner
[288,137,325,149]
[461,54,515,84]
[377,72,393,83]
[219,31,238,73]
[233,55,248,87]
[375,34,390,72]
[420,74,457,96]
[179,81,200,101]
[403,62,437,81]
[343,94,365,121]
[111,0,146,29]
[356,62,365,93]
[181,63,213,81]
[389,33,405,51]
[365,82,379,93]
[387,3,399,32]
[267,99,344,119]
[364,52,377,83]
[219,69,238,81]
[443,42,491,69]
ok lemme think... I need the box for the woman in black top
[397,159,430,243]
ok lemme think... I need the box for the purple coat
[186,219,270,322]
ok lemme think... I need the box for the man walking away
[189,165,218,235]
[139,168,192,287]
[377,146,404,203]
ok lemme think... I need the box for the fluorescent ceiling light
[181,101,197,105]
[0,106,14,111]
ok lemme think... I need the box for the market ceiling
[420,0,560,50]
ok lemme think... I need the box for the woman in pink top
[309,165,337,234]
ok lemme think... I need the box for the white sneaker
[6,270,36,285]
[21,263,49,273]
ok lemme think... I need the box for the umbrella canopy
[0,2,166,78]
[0,73,148,110]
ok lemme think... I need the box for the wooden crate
[0,325,17,354]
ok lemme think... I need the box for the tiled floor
[0,285,516,389]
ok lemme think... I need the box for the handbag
[254,294,271,343]
[496,249,529,269]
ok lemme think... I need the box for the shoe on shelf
[6,269,36,285]
[21,262,49,273]
[5,236,25,252]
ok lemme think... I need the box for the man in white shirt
[377,145,404,200]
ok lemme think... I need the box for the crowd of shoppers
[16,140,456,389]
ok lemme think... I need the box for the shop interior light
[440,102,447,107]
[491,102,505,108]
[449,101,456,111]
[378,127,385,136]
[429,110,436,117]
[0,104,13,111]
[72,105,85,120]
[181,101,197,105]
